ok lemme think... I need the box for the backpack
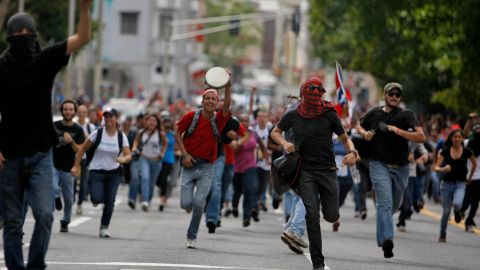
[86,127,124,165]
[184,109,220,139]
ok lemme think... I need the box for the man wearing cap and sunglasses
[357,82,426,259]
[0,1,93,269]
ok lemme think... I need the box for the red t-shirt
[177,110,231,163]
[224,123,247,165]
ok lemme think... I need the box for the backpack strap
[117,129,123,156]
[185,109,220,139]
[86,123,92,135]
[88,127,103,162]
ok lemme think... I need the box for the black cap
[103,107,118,117]
[7,13,36,37]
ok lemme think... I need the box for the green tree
[203,0,260,67]
[309,0,479,114]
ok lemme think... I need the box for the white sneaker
[141,201,149,212]
[186,238,196,248]
[99,228,111,238]
[76,204,83,215]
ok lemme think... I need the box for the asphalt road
[1,184,479,270]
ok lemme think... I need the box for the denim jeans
[232,167,259,220]
[257,167,270,205]
[284,190,295,220]
[409,175,425,206]
[285,194,306,236]
[77,159,89,205]
[440,181,466,235]
[88,169,122,228]
[221,164,235,204]
[462,180,480,226]
[338,175,353,208]
[369,160,409,246]
[0,150,54,270]
[205,155,225,224]
[129,157,162,203]
[54,169,75,225]
[430,171,441,201]
[179,162,214,240]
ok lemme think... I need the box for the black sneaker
[243,219,250,227]
[232,208,239,218]
[206,221,216,234]
[159,204,164,212]
[60,223,68,233]
[55,198,63,211]
[454,210,462,223]
[382,239,394,258]
[360,210,367,220]
[128,200,135,210]
[439,232,447,242]
[224,208,232,217]
[272,198,281,209]
[251,210,260,222]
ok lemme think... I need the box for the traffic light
[230,17,240,36]
[292,7,300,35]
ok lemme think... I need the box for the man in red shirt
[175,78,231,249]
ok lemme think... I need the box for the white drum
[205,67,230,89]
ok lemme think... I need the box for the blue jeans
[0,150,54,270]
[54,169,75,225]
[257,167,270,205]
[408,175,424,207]
[129,157,162,203]
[440,181,466,235]
[232,167,259,220]
[284,190,295,220]
[221,164,235,204]
[338,175,354,208]
[88,169,122,228]
[179,162,214,240]
[285,194,306,236]
[369,160,409,246]
[205,155,225,224]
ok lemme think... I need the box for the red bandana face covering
[297,77,334,119]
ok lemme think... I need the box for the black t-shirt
[0,40,70,158]
[268,125,283,161]
[217,116,241,157]
[440,147,473,182]
[360,106,421,166]
[53,121,85,172]
[277,109,345,170]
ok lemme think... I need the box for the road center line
[420,207,480,235]
[69,217,92,227]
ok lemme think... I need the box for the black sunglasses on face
[387,91,401,98]
[307,85,325,92]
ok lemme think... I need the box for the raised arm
[66,0,92,55]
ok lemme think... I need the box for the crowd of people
[0,2,479,270]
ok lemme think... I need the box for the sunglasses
[387,91,401,98]
[307,85,325,92]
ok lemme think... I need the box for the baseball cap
[103,107,118,117]
[384,82,403,93]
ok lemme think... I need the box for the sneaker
[280,233,303,254]
[259,202,268,212]
[272,198,281,209]
[224,208,232,217]
[55,197,63,211]
[332,221,340,232]
[382,239,394,258]
[216,220,221,228]
[438,232,446,242]
[454,210,462,223]
[206,221,216,234]
[141,201,149,212]
[282,230,308,248]
[466,225,475,233]
[354,211,360,218]
[159,204,164,212]
[186,238,196,248]
[232,208,239,218]
[242,219,250,227]
[360,210,367,220]
[251,210,260,222]
[397,225,406,232]
[76,204,83,215]
[99,228,111,238]
[60,223,68,233]
[128,200,135,210]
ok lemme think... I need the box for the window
[120,12,139,35]
[159,13,173,39]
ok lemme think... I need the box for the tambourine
[205,67,230,89]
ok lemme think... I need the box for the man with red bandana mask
[174,73,232,249]
[271,77,359,270]
[0,1,93,269]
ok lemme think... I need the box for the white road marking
[303,253,331,269]
[69,217,92,227]
[45,261,291,270]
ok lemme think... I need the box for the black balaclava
[5,12,40,66]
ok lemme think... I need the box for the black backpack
[86,127,124,165]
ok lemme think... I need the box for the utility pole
[18,0,24,12]
[93,0,104,105]
[65,0,76,98]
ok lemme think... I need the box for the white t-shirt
[88,129,129,171]
[255,124,272,171]
[140,130,162,159]
[78,122,96,159]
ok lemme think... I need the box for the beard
[62,113,74,121]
